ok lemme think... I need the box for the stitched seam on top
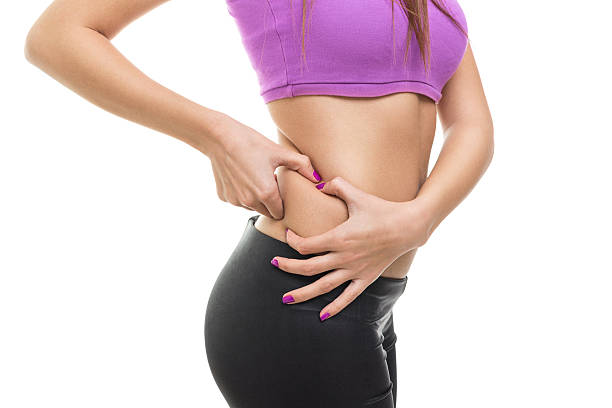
[262,79,440,94]
[264,0,291,94]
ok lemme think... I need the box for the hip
[208,214,407,325]
[204,214,408,407]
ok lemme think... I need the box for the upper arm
[437,43,494,135]
[27,0,169,40]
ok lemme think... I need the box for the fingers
[285,225,346,254]
[272,252,338,276]
[225,178,281,219]
[248,201,274,219]
[280,269,350,306]
[315,176,365,210]
[255,169,285,219]
[245,171,283,219]
[276,150,321,183]
[212,168,227,204]
[260,185,284,220]
[317,279,368,321]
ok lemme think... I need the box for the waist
[259,93,437,278]
[255,213,417,279]
[255,165,421,278]
[240,215,408,323]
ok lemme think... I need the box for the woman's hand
[208,115,321,219]
[272,176,433,321]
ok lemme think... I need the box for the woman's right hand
[207,114,321,219]
[23,1,319,221]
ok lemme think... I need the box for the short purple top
[225,0,469,104]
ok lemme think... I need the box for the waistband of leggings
[243,214,408,299]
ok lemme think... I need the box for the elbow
[24,22,48,67]
[471,115,495,168]
[24,27,39,65]
[486,118,495,167]
[24,15,68,69]
[474,118,494,175]
[446,116,495,167]
[454,117,495,169]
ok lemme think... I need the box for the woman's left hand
[272,176,434,321]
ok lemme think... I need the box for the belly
[254,92,437,279]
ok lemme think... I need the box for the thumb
[316,176,365,209]
[275,149,321,183]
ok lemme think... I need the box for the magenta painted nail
[316,182,325,190]
[285,227,289,233]
[282,295,295,304]
[271,258,279,267]
[320,312,330,321]
[313,170,321,181]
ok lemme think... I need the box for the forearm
[413,121,494,239]
[24,20,228,156]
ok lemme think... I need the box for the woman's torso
[254,92,437,279]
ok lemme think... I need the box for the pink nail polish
[316,182,325,190]
[282,295,294,304]
[285,227,289,233]
[313,170,321,181]
[271,258,279,267]
[320,312,330,321]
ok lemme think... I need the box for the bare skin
[24,0,321,221]
[265,44,494,319]
[255,92,437,279]
[24,0,494,322]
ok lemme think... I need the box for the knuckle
[320,279,336,292]
[259,186,278,202]
[349,285,363,299]
[353,261,368,274]
[335,230,350,248]
[342,250,359,264]
[299,154,311,168]
[226,195,239,206]
[301,262,315,276]
[236,193,247,205]
[242,195,257,208]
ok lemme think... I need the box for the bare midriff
[254,92,437,279]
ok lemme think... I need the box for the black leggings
[204,215,408,407]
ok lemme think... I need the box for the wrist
[401,195,437,248]
[193,109,233,157]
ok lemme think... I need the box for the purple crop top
[225,0,469,104]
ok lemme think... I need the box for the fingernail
[313,170,321,181]
[282,295,295,304]
[316,182,325,190]
[271,258,279,267]
[285,227,289,233]
[320,312,330,321]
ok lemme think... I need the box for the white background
[1,1,611,407]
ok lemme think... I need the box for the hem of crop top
[261,80,442,104]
